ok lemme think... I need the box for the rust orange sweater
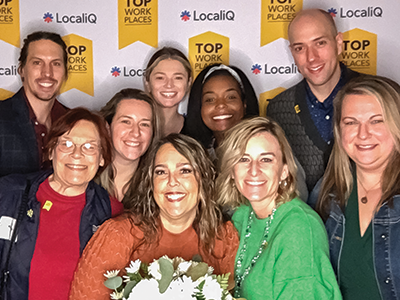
[69,215,239,299]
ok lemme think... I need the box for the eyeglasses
[56,139,101,156]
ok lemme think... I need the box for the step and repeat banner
[0,0,398,113]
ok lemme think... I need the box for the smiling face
[201,75,245,134]
[153,143,199,228]
[233,132,288,215]
[49,120,104,196]
[19,39,66,103]
[289,10,343,95]
[111,99,153,165]
[340,93,395,173]
[146,59,191,109]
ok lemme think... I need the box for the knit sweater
[266,66,359,191]
[69,215,239,299]
[232,198,342,300]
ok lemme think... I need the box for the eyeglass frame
[55,138,102,156]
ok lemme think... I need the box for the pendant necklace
[358,178,381,204]
[234,207,276,298]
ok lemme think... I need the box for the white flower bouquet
[104,256,233,300]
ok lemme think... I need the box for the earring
[279,179,288,190]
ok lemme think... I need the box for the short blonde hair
[216,117,298,208]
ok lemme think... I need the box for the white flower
[127,279,164,300]
[163,275,197,299]
[201,275,223,300]
[148,260,162,280]
[207,265,214,275]
[160,255,173,263]
[177,261,191,273]
[125,259,141,274]
[110,290,124,299]
[224,293,233,300]
[104,270,120,279]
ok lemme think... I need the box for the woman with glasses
[0,108,113,300]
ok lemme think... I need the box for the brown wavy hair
[98,88,161,198]
[123,134,224,254]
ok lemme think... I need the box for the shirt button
[325,115,330,120]
[381,234,386,239]
[34,121,39,126]
[385,277,391,284]
[327,141,331,145]
[41,133,45,137]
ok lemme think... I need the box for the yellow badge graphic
[43,201,53,212]
[27,209,33,218]
[0,88,13,101]
[61,34,94,96]
[189,31,229,78]
[118,0,158,49]
[341,28,377,76]
[0,0,19,47]
[260,87,286,117]
[261,0,302,46]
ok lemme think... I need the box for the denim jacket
[326,196,400,300]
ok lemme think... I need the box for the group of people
[0,7,398,300]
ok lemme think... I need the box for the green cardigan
[232,198,342,300]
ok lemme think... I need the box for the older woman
[144,47,192,136]
[216,117,341,300]
[97,89,160,209]
[183,63,259,158]
[316,76,400,300]
[69,134,239,299]
[0,108,113,300]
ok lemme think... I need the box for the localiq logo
[251,64,262,75]
[111,66,121,77]
[43,12,53,23]
[180,10,190,21]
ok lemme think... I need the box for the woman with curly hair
[69,134,239,299]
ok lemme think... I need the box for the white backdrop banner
[0,0,398,114]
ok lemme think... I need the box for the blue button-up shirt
[305,63,347,144]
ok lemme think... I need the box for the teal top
[339,181,381,299]
[232,198,342,300]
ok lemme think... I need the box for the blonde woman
[316,75,400,300]
[216,117,341,300]
[144,47,192,136]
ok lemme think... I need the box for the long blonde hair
[216,117,298,208]
[317,75,400,220]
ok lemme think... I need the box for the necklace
[234,207,276,298]
[358,178,381,204]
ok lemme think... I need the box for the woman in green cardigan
[216,117,342,300]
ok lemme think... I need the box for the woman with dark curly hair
[69,134,239,299]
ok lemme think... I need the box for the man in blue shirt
[267,9,359,191]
